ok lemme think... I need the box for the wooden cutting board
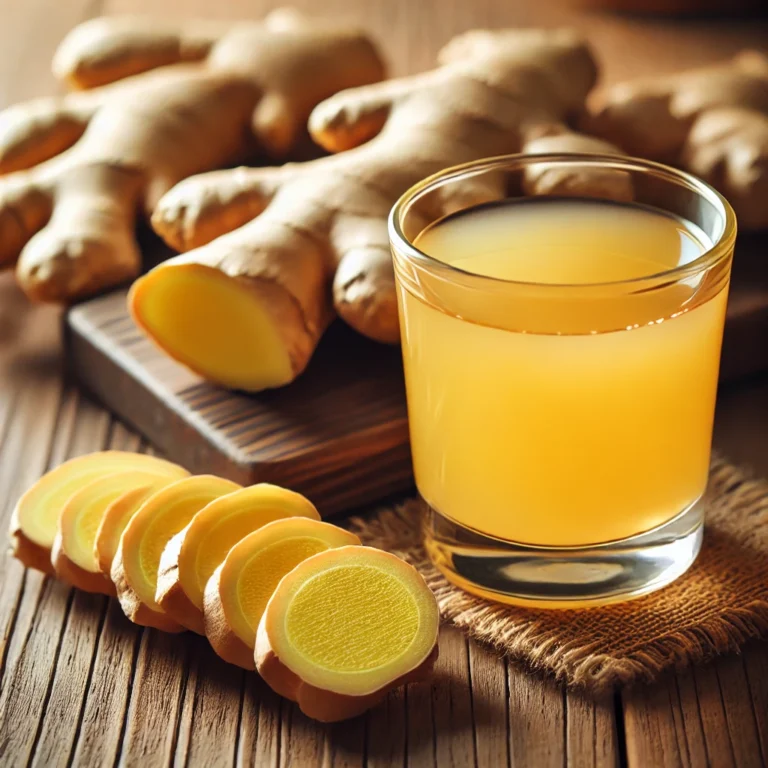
[65,287,412,515]
[65,234,766,515]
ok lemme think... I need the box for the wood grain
[0,2,767,768]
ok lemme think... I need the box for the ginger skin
[588,51,768,229]
[0,9,384,302]
[134,28,622,392]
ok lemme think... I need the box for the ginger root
[111,474,240,632]
[255,546,439,722]
[9,450,186,574]
[204,518,359,669]
[588,51,768,229]
[131,28,622,391]
[0,9,384,302]
[156,484,320,634]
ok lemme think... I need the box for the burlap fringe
[349,456,768,691]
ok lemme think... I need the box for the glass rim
[388,152,737,291]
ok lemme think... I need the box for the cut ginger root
[132,28,625,392]
[51,466,188,594]
[588,50,768,229]
[9,450,187,574]
[204,518,359,669]
[156,484,319,633]
[112,475,240,632]
[256,546,439,722]
[0,9,384,303]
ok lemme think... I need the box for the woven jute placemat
[349,457,768,691]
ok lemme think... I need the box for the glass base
[424,499,704,608]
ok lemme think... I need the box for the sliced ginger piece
[204,518,359,669]
[112,475,240,632]
[52,466,188,594]
[95,485,164,576]
[156,484,320,634]
[256,546,439,721]
[9,450,189,574]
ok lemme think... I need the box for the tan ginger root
[0,10,384,302]
[132,29,624,392]
[588,51,768,229]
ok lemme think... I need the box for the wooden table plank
[624,645,768,768]
[743,646,768,765]
[118,630,189,766]
[623,677,690,768]
[174,637,246,768]
[70,601,143,767]
[468,643,510,768]
[566,693,619,768]
[715,654,765,768]
[508,664,566,767]
[365,687,407,768]
[236,675,281,767]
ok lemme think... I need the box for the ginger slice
[95,485,163,576]
[134,28,624,391]
[9,450,188,574]
[204,518,359,669]
[112,475,240,632]
[52,466,188,594]
[156,484,320,634]
[256,546,439,722]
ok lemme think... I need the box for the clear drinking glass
[389,153,736,607]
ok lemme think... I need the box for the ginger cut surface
[95,485,164,576]
[204,518,359,669]
[52,466,188,594]
[255,546,439,722]
[9,450,187,574]
[588,51,768,229]
[112,474,240,631]
[156,484,320,634]
[133,28,625,392]
[0,9,384,303]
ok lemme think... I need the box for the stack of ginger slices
[8,451,439,722]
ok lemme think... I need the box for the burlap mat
[349,457,768,691]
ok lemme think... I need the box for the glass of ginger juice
[389,154,736,607]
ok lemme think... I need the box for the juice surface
[400,198,728,546]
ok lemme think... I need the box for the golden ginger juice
[397,198,729,547]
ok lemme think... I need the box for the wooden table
[0,1,767,766]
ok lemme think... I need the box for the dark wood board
[65,234,767,513]
[65,288,413,515]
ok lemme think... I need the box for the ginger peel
[0,9,384,303]
[255,546,439,722]
[156,484,320,634]
[132,28,624,392]
[588,51,768,229]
